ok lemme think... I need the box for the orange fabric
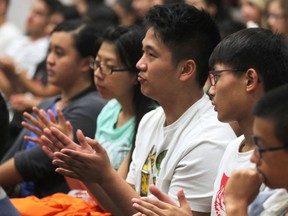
[10,193,112,216]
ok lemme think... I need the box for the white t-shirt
[127,94,237,212]
[4,35,49,78]
[0,21,21,55]
[211,135,255,216]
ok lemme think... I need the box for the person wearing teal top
[25,25,156,179]
[95,99,135,170]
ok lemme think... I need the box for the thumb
[76,130,91,150]
[65,120,74,140]
[86,137,104,153]
[177,189,190,210]
[149,185,177,206]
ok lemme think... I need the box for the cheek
[260,158,285,188]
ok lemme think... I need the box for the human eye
[55,47,64,57]
[214,74,220,83]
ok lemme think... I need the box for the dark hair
[209,28,288,92]
[52,19,100,58]
[85,3,119,31]
[51,19,101,81]
[253,83,288,147]
[100,25,156,149]
[42,0,63,15]
[144,3,220,87]
[0,93,9,159]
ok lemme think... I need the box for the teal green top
[95,99,135,170]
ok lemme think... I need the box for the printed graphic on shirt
[214,173,229,216]
[140,147,168,196]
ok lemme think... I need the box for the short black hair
[42,0,63,15]
[144,3,220,87]
[209,28,288,92]
[253,83,288,147]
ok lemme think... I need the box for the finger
[40,134,59,152]
[65,121,74,140]
[37,109,51,127]
[149,185,177,206]
[43,128,66,151]
[42,146,56,159]
[55,167,79,179]
[52,154,76,170]
[24,135,43,146]
[177,189,190,211]
[56,108,66,127]
[23,112,44,132]
[22,121,42,137]
[77,130,93,152]
[47,109,56,123]
[54,150,86,169]
[132,213,145,216]
[132,200,158,216]
[50,127,78,149]
[86,137,104,153]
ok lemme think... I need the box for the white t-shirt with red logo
[211,135,255,216]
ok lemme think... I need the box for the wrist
[225,201,248,216]
[14,67,24,76]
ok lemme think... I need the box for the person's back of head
[144,3,220,88]
[85,3,120,31]
[253,83,288,148]
[209,28,288,92]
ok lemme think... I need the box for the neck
[115,93,135,128]
[29,32,47,41]
[58,81,92,109]
[161,87,204,126]
[237,116,255,152]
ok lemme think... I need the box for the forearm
[16,72,60,97]
[97,168,140,216]
[0,158,23,187]
[225,203,248,216]
[85,182,124,215]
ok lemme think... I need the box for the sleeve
[14,145,56,181]
[62,93,105,142]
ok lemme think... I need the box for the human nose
[94,66,105,80]
[46,52,54,65]
[136,56,147,72]
[250,149,261,166]
[208,85,215,98]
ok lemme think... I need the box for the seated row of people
[0,3,288,216]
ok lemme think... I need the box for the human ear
[179,59,196,81]
[246,69,259,91]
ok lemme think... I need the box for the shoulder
[70,91,106,108]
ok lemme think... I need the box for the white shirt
[0,21,21,55]
[127,94,237,212]
[211,135,255,216]
[4,35,49,78]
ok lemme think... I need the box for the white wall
[7,0,34,33]
[7,0,73,33]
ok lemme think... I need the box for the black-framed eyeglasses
[208,69,246,86]
[89,58,135,75]
[252,135,288,158]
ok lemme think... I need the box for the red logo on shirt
[214,173,229,216]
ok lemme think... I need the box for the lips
[137,74,146,83]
